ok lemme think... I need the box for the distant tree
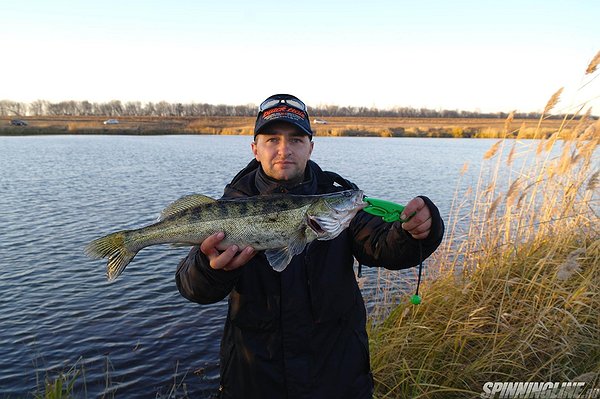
[198,103,213,117]
[80,100,93,116]
[183,103,198,117]
[175,103,184,117]
[234,105,251,116]
[144,102,157,116]
[2,98,585,120]
[108,100,123,116]
[29,100,49,116]
[0,100,27,116]
[214,104,227,116]
[155,101,172,117]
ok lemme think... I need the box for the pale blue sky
[2,0,599,113]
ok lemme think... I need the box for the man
[176,94,444,399]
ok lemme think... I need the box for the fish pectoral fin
[265,239,307,272]
[159,194,217,220]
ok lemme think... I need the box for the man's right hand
[200,232,256,271]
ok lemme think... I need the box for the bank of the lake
[0,115,580,139]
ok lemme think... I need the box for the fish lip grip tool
[363,197,415,223]
[362,196,422,305]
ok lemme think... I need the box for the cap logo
[262,105,306,120]
[255,95,313,137]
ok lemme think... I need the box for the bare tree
[29,100,49,116]
[0,100,27,116]
[80,100,93,116]
[124,101,142,116]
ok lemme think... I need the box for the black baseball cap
[254,94,313,139]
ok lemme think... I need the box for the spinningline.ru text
[480,381,600,398]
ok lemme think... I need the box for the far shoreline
[0,115,588,139]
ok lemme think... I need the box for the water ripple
[4,135,584,397]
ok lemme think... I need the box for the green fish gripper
[363,197,415,223]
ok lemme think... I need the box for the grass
[32,356,115,399]
[367,57,600,398]
[0,115,572,138]
[32,357,193,399]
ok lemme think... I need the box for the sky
[2,0,599,114]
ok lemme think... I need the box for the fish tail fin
[84,231,137,281]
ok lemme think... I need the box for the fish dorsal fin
[159,194,216,220]
[264,231,308,272]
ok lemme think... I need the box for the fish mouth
[356,196,368,210]
[307,216,325,235]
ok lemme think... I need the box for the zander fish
[85,189,366,280]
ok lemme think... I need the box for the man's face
[251,122,314,183]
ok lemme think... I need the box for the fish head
[305,189,367,240]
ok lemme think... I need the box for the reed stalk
[369,55,600,399]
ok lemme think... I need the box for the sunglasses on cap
[259,94,307,113]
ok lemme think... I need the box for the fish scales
[85,190,366,280]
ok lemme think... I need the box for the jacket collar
[254,164,316,195]
[224,159,324,198]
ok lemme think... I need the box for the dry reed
[368,54,600,399]
[585,51,600,75]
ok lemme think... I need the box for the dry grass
[367,61,600,397]
[0,115,572,139]
[310,117,569,139]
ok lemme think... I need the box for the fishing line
[410,240,423,305]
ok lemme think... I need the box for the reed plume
[483,140,501,160]
[504,110,515,136]
[543,87,563,115]
[585,50,600,74]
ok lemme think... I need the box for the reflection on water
[0,135,547,397]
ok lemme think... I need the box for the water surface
[0,135,533,397]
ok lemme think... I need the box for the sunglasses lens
[259,96,306,112]
[259,99,282,111]
[285,99,305,110]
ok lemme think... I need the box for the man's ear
[251,140,259,161]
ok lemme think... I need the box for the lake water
[0,135,559,397]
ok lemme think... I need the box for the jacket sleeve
[350,196,444,270]
[175,246,242,304]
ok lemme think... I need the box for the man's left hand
[399,197,432,240]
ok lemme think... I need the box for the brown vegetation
[367,113,599,398]
[0,115,580,139]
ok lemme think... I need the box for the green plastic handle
[363,197,415,223]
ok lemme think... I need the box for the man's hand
[400,197,432,240]
[200,232,256,271]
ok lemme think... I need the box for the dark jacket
[176,160,444,399]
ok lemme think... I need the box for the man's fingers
[400,197,432,239]
[223,247,257,271]
[210,245,239,270]
[402,213,432,232]
[200,232,225,256]
[401,197,426,221]
[403,217,432,238]
[409,230,430,240]
[200,232,256,270]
